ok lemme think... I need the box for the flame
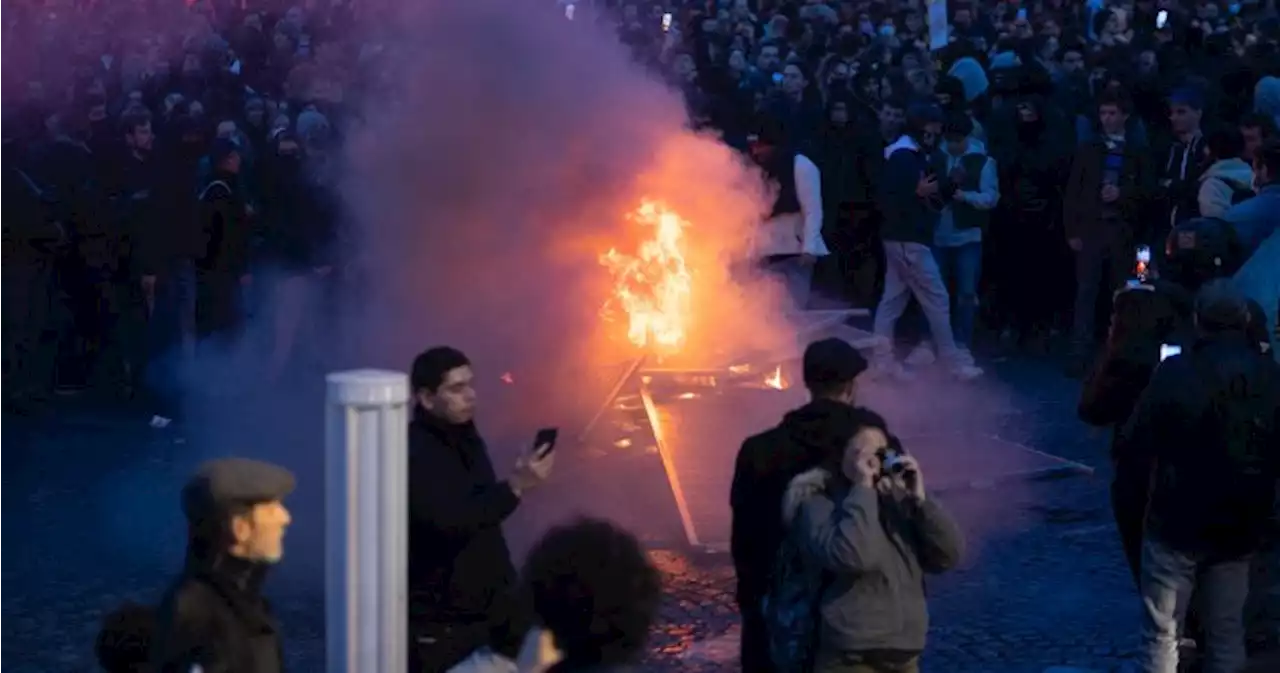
[599,200,692,352]
[764,365,786,390]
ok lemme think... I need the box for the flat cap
[181,458,296,523]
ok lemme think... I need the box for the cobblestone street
[0,357,1168,673]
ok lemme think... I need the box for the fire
[764,365,786,390]
[599,200,692,352]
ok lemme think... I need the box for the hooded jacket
[877,135,938,245]
[784,468,963,655]
[1196,158,1253,220]
[730,398,856,606]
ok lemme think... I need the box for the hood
[782,467,830,525]
[947,57,989,103]
[777,398,859,464]
[1255,76,1280,119]
[948,137,987,159]
[884,134,920,159]
[1201,158,1253,186]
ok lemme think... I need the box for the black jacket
[729,398,852,606]
[408,414,520,626]
[1117,332,1280,556]
[150,555,283,673]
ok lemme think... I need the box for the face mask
[879,25,895,38]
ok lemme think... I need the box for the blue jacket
[1223,184,1280,258]
[1234,229,1280,362]
[877,135,938,245]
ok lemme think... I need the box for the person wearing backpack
[784,413,964,673]
[1117,280,1280,673]
[731,338,869,673]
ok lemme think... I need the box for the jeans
[1138,537,1252,673]
[933,242,982,349]
[873,241,961,364]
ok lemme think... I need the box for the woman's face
[830,101,849,125]
[842,427,888,481]
[728,49,747,72]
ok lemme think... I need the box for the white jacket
[756,153,829,258]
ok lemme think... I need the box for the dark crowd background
[5,1,1280,673]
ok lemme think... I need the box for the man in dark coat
[730,338,868,673]
[150,457,296,673]
[407,346,555,672]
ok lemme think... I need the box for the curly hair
[522,518,662,667]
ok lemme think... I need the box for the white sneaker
[905,342,936,367]
[949,362,984,381]
[871,361,916,383]
[953,348,976,367]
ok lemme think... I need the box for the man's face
[728,49,746,71]
[1041,19,1061,38]
[758,45,780,71]
[1062,50,1084,73]
[1099,103,1128,134]
[216,120,238,139]
[1254,157,1272,187]
[782,64,805,95]
[417,365,477,424]
[1241,125,1265,160]
[1016,102,1039,123]
[230,500,292,563]
[953,8,972,29]
[1137,50,1157,74]
[830,102,849,126]
[127,122,154,152]
[944,135,968,156]
[878,104,904,134]
[1169,103,1201,134]
[220,151,242,174]
[920,122,942,148]
[905,12,923,34]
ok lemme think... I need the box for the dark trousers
[409,621,492,673]
[740,600,775,673]
[2,256,58,400]
[989,208,1072,340]
[1110,466,1149,589]
[1071,237,1132,352]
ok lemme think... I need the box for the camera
[878,447,907,476]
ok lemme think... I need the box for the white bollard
[325,369,411,673]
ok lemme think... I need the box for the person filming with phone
[781,410,964,673]
[406,346,556,672]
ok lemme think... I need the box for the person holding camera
[783,410,964,673]
[1118,280,1280,673]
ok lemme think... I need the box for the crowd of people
[7,0,1280,672]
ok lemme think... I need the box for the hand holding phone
[533,427,559,459]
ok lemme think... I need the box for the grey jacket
[786,468,964,654]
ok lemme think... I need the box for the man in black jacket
[150,457,296,673]
[730,337,868,673]
[407,346,554,672]
[1118,280,1280,673]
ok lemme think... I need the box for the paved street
[3,356,1148,672]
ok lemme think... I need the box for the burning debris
[599,200,692,352]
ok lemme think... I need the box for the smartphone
[533,427,559,459]
[1160,344,1182,361]
[662,12,673,32]
[1156,9,1169,29]
[878,448,907,476]
[1135,244,1151,280]
[1016,8,1027,21]
[771,71,784,85]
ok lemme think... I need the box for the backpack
[761,520,828,673]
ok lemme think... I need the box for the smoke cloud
[338,0,795,435]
